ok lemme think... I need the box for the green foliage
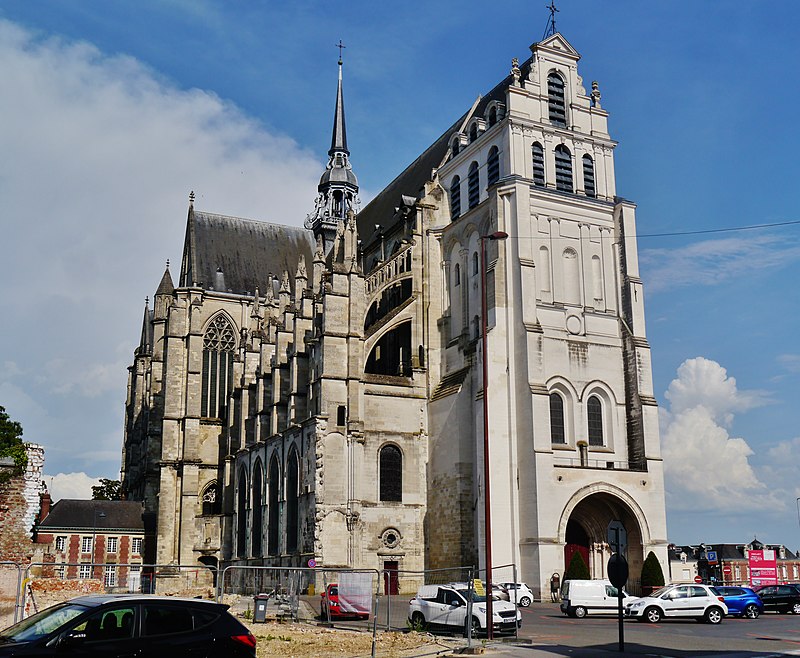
[564,550,591,581]
[91,478,122,500]
[640,551,666,588]
[0,405,26,485]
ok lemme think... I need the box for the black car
[753,584,800,614]
[0,594,256,657]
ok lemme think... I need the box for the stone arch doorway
[561,490,646,587]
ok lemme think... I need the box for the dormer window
[488,106,498,127]
[469,123,478,143]
[548,72,567,127]
[452,136,461,156]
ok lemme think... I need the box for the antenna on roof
[543,0,559,39]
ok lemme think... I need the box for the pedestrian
[550,573,561,602]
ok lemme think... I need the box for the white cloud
[661,357,779,512]
[45,472,101,502]
[0,20,321,476]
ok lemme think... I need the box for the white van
[560,579,634,618]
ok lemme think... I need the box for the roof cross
[543,1,559,39]
[336,39,346,64]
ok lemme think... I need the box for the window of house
[487,146,499,186]
[549,393,566,444]
[532,142,545,187]
[201,315,236,419]
[450,176,461,220]
[131,537,143,555]
[379,445,402,502]
[106,537,118,554]
[468,161,480,209]
[82,536,93,553]
[587,395,604,446]
[104,565,117,587]
[582,154,595,197]
[548,72,567,126]
[79,564,91,579]
[554,145,573,192]
[55,536,66,552]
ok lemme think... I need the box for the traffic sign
[706,550,718,565]
[307,558,317,568]
[694,575,703,583]
[607,553,629,588]
[723,566,732,575]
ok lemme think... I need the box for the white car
[624,584,727,624]
[499,582,534,607]
[408,584,522,636]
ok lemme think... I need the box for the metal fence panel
[0,562,24,627]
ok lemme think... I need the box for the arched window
[538,246,551,292]
[582,154,595,197]
[365,321,412,377]
[587,395,604,446]
[454,263,461,286]
[548,72,567,126]
[267,456,280,555]
[201,482,218,516]
[201,315,236,419]
[563,248,580,304]
[488,106,498,127]
[286,449,299,553]
[472,252,479,276]
[469,123,478,143]
[379,445,402,502]
[450,176,461,220]
[452,136,460,156]
[251,462,263,557]
[487,146,499,186]
[550,393,566,444]
[468,161,480,209]
[236,468,248,558]
[555,145,573,193]
[532,142,545,187]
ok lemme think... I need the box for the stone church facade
[122,32,668,597]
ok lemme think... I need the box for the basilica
[122,31,668,598]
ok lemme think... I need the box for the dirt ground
[244,620,462,657]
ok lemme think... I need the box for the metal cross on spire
[336,39,346,64]
[543,1,559,39]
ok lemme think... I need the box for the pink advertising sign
[748,549,778,587]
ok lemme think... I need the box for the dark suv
[753,584,800,614]
[0,594,256,657]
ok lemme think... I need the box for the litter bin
[253,593,270,623]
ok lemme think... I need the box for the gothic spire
[330,50,348,156]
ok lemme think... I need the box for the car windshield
[0,603,89,643]
[456,589,487,603]
[649,586,673,599]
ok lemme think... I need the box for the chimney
[38,490,52,523]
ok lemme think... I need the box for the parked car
[488,583,509,601]
[714,586,763,619]
[0,594,256,657]
[320,583,369,620]
[499,582,535,607]
[752,584,800,614]
[408,583,521,636]
[624,584,727,624]
[560,579,635,618]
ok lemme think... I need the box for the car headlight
[630,601,644,609]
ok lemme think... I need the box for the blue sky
[1,1,798,550]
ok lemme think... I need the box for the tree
[564,550,591,581]
[92,478,122,500]
[640,551,665,592]
[0,405,26,485]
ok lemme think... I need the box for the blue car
[715,586,763,619]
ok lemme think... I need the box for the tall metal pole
[480,231,507,640]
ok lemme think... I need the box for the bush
[640,551,665,589]
[564,551,590,581]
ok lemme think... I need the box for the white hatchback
[625,584,727,624]
[499,582,535,607]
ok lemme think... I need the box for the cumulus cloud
[661,357,778,512]
[0,20,321,476]
[45,472,102,502]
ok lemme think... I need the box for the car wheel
[644,607,662,623]
[410,612,427,631]
[792,602,800,615]
[573,606,587,619]
[469,616,482,637]
[743,604,760,619]
[704,607,723,624]
[519,596,531,607]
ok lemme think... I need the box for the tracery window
[487,146,499,186]
[555,145,573,193]
[532,142,545,187]
[583,154,595,197]
[201,482,218,515]
[468,162,480,209]
[286,449,299,553]
[379,444,402,502]
[548,72,567,126]
[201,315,236,419]
[252,463,263,557]
[587,395,604,446]
[268,456,280,556]
[550,393,566,444]
[450,176,461,220]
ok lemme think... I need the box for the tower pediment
[531,32,581,62]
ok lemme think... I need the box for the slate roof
[180,210,315,295]
[39,500,145,532]
[669,543,798,561]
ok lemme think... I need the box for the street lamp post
[480,230,508,640]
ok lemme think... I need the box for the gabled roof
[534,32,581,61]
[179,210,315,295]
[39,500,145,532]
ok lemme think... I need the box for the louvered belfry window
[548,72,567,126]
[379,445,402,502]
[532,142,545,186]
[202,315,236,419]
[468,161,480,209]
[554,145,573,192]
[450,176,461,220]
[583,154,596,197]
[487,146,500,186]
